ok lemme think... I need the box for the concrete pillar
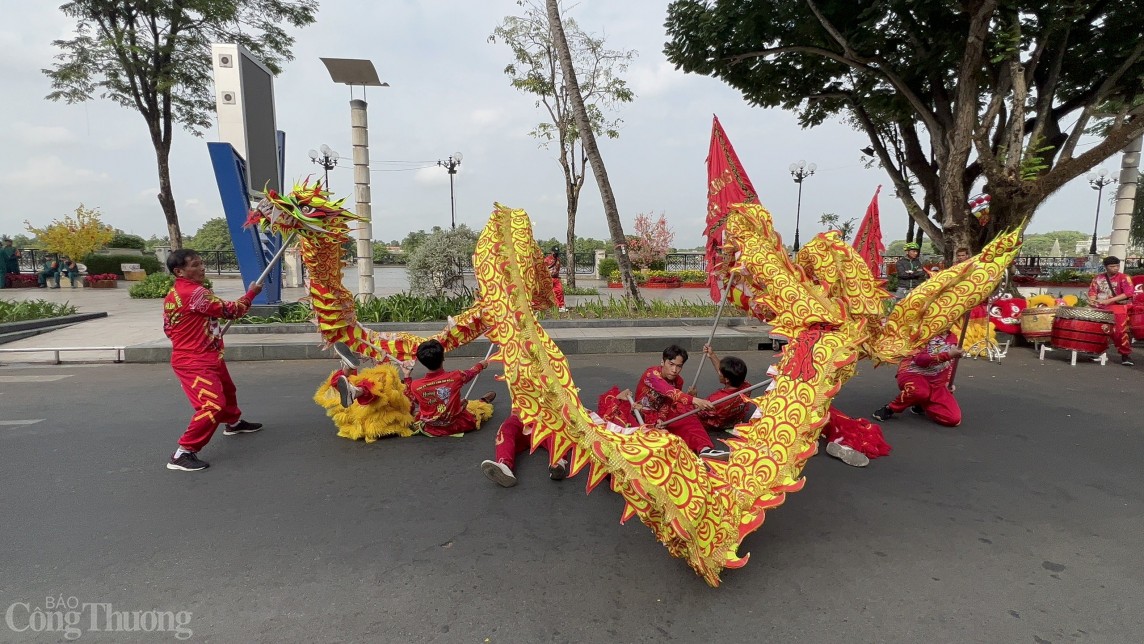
[1108,134,1142,260]
[155,246,171,272]
[351,98,374,299]
[282,247,304,287]
[594,249,606,279]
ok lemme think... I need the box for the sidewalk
[0,277,773,364]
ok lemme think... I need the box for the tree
[44,0,318,249]
[1131,173,1144,252]
[406,226,479,297]
[817,212,856,241]
[545,0,642,303]
[665,1,1144,257]
[188,217,235,252]
[491,1,635,288]
[629,212,675,269]
[145,234,170,251]
[25,204,115,261]
[108,231,147,250]
[401,229,434,256]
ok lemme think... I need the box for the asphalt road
[1,346,1141,643]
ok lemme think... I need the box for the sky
[0,1,1126,250]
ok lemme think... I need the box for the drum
[1019,307,1056,339]
[1050,306,1114,354]
[1129,304,1144,341]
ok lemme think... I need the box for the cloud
[627,62,689,98]
[0,122,76,146]
[469,109,504,127]
[413,166,448,186]
[0,155,109,191]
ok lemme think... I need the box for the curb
[0,312,109,345]
[224,316,759,335]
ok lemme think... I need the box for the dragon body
[248,183,1020,586]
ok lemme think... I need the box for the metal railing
[191,250,240,275]
[665,253,707,271]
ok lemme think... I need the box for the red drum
[1050,306,1113,354]
[1130,305,1144,341]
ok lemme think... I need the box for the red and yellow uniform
[164,277,258,451]
[634,366,714,453]
[1088,271,1134,359]
[404,363,487,436]
[697,382,752,431]
[544,254,565,308]
[886,332,961,427]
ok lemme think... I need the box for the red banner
[852,186,885,278]
[705,115,758,301]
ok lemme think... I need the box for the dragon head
[246,178,362,243]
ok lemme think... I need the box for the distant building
[1075,236,1111,255]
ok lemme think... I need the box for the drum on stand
[1050,306,1113,354]
[1020,307,1056,340]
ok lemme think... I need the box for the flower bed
[3,274,39,288]
[84,273,120,288]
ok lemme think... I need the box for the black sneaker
[223,420,263,435]
[167,451,209,471]
[1122,356,1135,367]
[872,406,893,421]
[479,391,497,404]
[910,405,924,415]
[549,458,569,481]
[332,341,362,370]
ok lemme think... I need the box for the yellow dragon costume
[248,182,1020,586]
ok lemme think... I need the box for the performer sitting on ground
[312,342,416,442]
[480,413,569,487]
[633,345,730,460]
[1087,255,1135,367]
[404,339,496,436]
[687,344,753,432]
[873,331,963,427]
[163,249,263,472]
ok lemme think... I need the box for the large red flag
[852,186,885,277]
[705,115,758,301]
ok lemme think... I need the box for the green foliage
[1131,172,1144,250]
[107,231,146,250]
[238,301,313,324]
[818,213,856,241]
[555,296,746,320]
[0,299,79,323]
[83,254,161,277]
[885,240,939,256]
[1019,230,1090,257]
[405,226,479,297]
[564,286,599,296]
[187,218,234,252]
[356,293,475,323]
[1046,268,1093,284]
[401,229,435,255]
[145,235,170,251]
[596,257,618,279]
[372,242,406,265]
[128,272,212,298]
[607,269,707,284]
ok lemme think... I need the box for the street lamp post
[308,144,340,189]
[438,153,463,230]
[1087,168,1116,256]
[788,160,817,251]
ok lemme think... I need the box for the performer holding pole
[658,380,771,426]
[464,342,498,399]
[692,281,733,386]
[221,231,297,335]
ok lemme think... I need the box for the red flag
[852,186,885,278]
[705,115,758,301]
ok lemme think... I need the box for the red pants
[1108,304,1132,357]
[552,278,565,308]
[887,372,961,427]
[647,411,713,453]
[493,414,553,469]
[172,354,242,451]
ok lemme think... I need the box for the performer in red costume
[634,345,730,460]
[404,339,496,436]
[163,249,263,472]
[544,246,567,312]
[689,344,753,432]
[873,332,964,427]
[1087,256,1135,366]
[480,413,568,487]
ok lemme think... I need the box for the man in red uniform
[480,413,568,487]
[403,339,496,436]
[690,344,752,432]
[164,249,263,472]
[1087,256,1135,366]
[873,332,964,427]
[544,246,567,312]
[634,345,729,460]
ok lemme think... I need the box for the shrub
[597,257,618,279]
[406,226,478,297]
[82,253,161,276]
[3,274,40,288]
[106,232,146,250]
[129,273,212,298]
[0,299,79,323]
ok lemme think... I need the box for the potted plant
[84,273,120,288]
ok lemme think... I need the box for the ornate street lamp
[438,152,463,230]
[788,160,817,251]
[1087,168,1116,256]
[308,144,340,190]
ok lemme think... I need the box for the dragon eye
[301,206,314,215]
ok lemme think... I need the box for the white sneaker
[332,341,362,370]
[480,460,518,487]
[825,441,869,468]
[698,446,730,461]
[336,375,363,408]
[549,458,569,481]
[558,307,568,313]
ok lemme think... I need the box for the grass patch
[564,286,599,296]
[0,299,80,323]
[542,296,748,320]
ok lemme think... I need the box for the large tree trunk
[565,202,577,289]
[157,149,183,250]
[546,0,641,303]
